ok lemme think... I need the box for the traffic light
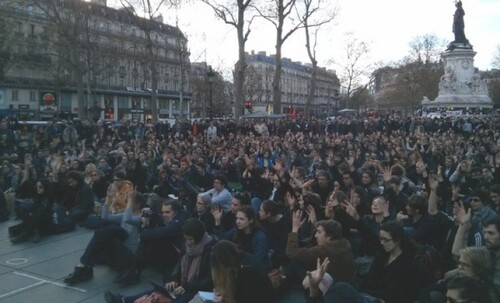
[244,102,253,109]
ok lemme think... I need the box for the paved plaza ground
[0,217,302,303]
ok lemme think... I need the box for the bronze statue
[453,1,468,44]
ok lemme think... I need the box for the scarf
[181,233,213,285]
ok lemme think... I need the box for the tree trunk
[305,64,317,117]
[273,37,283,114]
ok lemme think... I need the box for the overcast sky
[109,0,500,75]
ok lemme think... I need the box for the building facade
[243,51,340,116]
[0,0,191,121]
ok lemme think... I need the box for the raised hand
[342,201,360,221]
[428,174,439,191]
[306,257,330,289]
[382,166,392,183]
[292,210,305,233]
[306,204,317,224]
[454,201,471,225]
[211,205,223,224]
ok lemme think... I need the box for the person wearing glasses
[454,189,497,248]
[201,175,232,211]
[360,222,416,303]
[418,246,491,303]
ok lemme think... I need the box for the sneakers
[104,290,122,303]
[63,266,93,285]
[113,268,140,286]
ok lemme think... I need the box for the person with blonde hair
[419,247,491,303]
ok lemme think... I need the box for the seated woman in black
[10,179,54,244]
[359,222,416,303]
[211,240,276,303]
[104,218,216,303]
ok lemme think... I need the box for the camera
[141,208,153,218]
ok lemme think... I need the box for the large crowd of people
[1,113,500,303]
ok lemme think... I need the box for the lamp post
[207,66,215,118]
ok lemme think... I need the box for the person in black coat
[360,222,416,303]
[10,179,55,243]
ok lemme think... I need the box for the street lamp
[207,66,215,118]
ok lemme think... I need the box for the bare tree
[119,0,177,121]
[255,0,304,114]
[0,2,27,82]
[299,0,335,117]
[32,0,107,120]
[334,33,372,109]
[201,0,255,118]
[408,34,446,63]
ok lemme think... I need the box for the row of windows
[9,90,37,102]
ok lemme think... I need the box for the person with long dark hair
[360,222,416,303]
[10,178,54,243]
[214,205,271,271]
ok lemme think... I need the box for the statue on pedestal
[452,1,468,44]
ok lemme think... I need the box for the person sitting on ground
[55,170,94,223]
[419,246,491,303]
[446,276,491,303]
[104,218,217,303]
[210,240,277,303]
[213,205,271,271]
[63,191,144,285]
[359,222,416,303]
[303,257,361,303]
[200,175,232,211]
[259,199,292,269]
[192,193,215,234]
[10,179,54,244]
[114,199,189,285]
[286,216,356,287]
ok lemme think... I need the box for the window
[29,91,36,102]
[60,93,72,112]
[29,24,35,36]
[27,5,34,17]
[117,96,128,108]
[11,90,18,101]
[15,22,22,33]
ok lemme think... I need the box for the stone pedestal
[422,43,492,110]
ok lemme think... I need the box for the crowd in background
[1,113,500,303]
